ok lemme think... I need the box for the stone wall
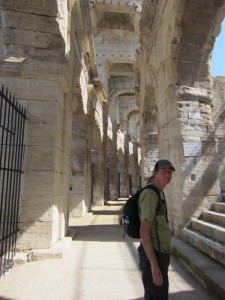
[213,77,225,195]
[0,0,73,249]
[137,0,224,234]
[5,0,225,251]
[0,0,141,251]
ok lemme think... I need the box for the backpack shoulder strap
[143,184,167,252]
[142,184,164,211]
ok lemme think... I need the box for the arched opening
[212,19,225,77]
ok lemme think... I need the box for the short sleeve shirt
[138,187,171,253]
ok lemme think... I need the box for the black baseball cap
[154,159,175,171]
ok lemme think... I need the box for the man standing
[138,159,175,300]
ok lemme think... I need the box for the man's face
[156,166,174,185]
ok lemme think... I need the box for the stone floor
[0,200,221,300]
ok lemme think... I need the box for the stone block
[25,121,57,146]
[24,145,56,171]
[17,220,54,250]
[1,9,61,35]
[27,99,58,123]
[69,199,86,218]
[3,28,64,51]
[0,77,63,102]
[0,0,63,18]
[23,170,55,196]
[20,195,54,222]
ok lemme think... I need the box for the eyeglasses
[159,170,174,176]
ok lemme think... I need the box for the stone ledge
[14,229,77,264]
[171,236,225,300]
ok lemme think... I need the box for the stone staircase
[181,201,225,266]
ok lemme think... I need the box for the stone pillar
[128,141,140,194]
[156,83,221,235]
[91,124,104,206]
[69,113,91,217]
[213,77,225,195]
[5,75,72,250]
[117,130,129,198]
[106,139,118,200]
[142,133,159,182]
[0,1,72,249]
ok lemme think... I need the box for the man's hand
[152,264,163,286]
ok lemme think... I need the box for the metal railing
[0,86,26,277]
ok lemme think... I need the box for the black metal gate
[0,86,26,277]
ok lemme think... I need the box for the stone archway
[138,0,225,234]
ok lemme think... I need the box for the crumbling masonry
[0,0,225,267]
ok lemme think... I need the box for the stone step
[181,227,225,266]
[117,198,129,201]
[212,202,225,213]
[171,236,225,299]
[201,211,225,226]
[191,219,225,244]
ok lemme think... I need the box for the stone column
[142,133,159,182]
[0,1,72,249]
[69,113,91,217]
[1,73,72,250]
[212,77,225,196]
[165,85,220,234]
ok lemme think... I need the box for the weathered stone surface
[0,0,225,263]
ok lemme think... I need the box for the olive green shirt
[138,187,171,253]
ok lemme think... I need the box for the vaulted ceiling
[89,0,142,79]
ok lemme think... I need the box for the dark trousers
[138,243,170,300]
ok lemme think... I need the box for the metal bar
[7,96,17,266]
[0,89,9,274]
[13,104,26,255]
[0,86,5,185]
[1,91,12,273]
[10,105,20,261]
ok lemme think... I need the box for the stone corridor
[0,0,225,294]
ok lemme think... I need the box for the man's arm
[140,220,163,286]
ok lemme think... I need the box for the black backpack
[122,185,163,239]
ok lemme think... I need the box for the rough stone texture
[0,0,225,262]
[213,77,225,194]
[137,0,225,235]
